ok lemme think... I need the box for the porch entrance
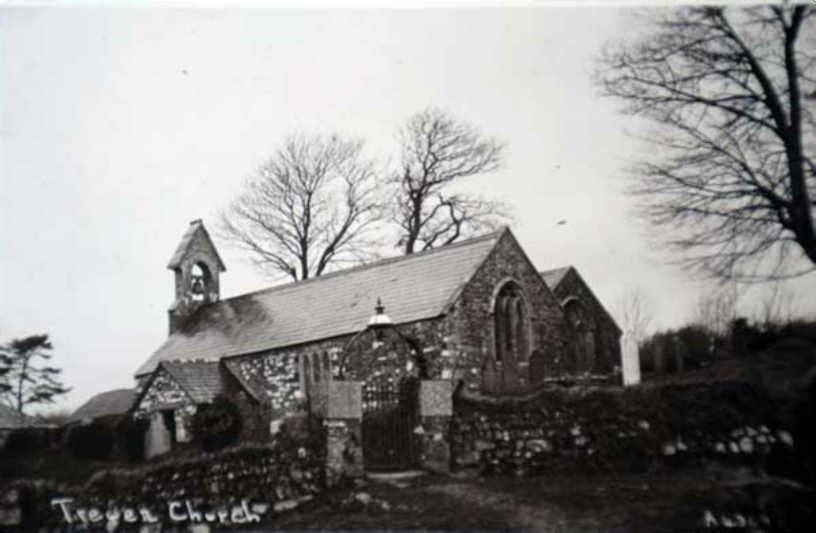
[361,375,420,472]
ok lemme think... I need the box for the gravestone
[622,332,641,386]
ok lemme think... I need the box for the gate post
[417,380,453,474]
[325,381,364,486]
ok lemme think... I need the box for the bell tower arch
[167,219,226,334]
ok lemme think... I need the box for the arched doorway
[338,301,423,472]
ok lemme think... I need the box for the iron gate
[361,375,419,472]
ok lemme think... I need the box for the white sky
[1,0,814,413]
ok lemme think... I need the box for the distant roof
[136,230,504,376]
[160,360,232,404]
[541,266,622,335]
[540,266,572,289]
[1,403,44,429]
[66,389,136,425]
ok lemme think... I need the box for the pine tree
[0,334,70,414]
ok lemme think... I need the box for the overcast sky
[2,0,814,413]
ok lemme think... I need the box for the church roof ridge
[218,228,507,306]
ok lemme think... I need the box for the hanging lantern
[368,298,393,341]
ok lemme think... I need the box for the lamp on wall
[368,298,392,341]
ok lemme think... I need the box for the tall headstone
[621,331,641,386]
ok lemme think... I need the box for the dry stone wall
[451,381,796,476]
[3,441,325,528]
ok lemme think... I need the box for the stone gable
[444,231,574,392]
[550,268,621,376]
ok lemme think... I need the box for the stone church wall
[551,269,621,376]
[226,337,349,421]
[133,368,196,442]
[227,318,455,421]
[444,231,574,392]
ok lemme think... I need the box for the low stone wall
[451,380,796,476]
[2,440,325,528]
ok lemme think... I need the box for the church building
[132,220,622,449]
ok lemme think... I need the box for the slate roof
[66,389,136,425]
[0,403,39,429]
[136,230,504,376]
[540,266,572,289]
[158,360,233,404]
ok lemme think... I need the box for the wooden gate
[362,375,419,472]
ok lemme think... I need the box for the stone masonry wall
[551,268,621,376]
[451,381,796,477]
[133,368,197,441]
[226,334,364,420]
[226,318,454,420]
[444,231,574,391]
[3,442,325,528]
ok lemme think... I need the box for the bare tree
[219,132,385,281]
[616,287,656,344]
[596,5,816,282]
[392,108,510,254]
[756,280,794,326]
[692,283,740,337]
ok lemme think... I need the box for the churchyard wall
[450,380,796,476]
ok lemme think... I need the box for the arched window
[322,352,331,381]
[313,353,321,382]
[494,282,529,364]
[562,297,596,373]
[303,355,311,388]
[563,298,586,330]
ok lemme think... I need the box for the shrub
[277,412,326,453]
[67,421,114,460]
[4,478,69,527]
[118,416,149,461]
[190,395,243,452]
[2,427,58,458]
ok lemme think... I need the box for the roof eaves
[440,228,507,316]
[155,362,200,405]
[568,268,622,335]
[221,361,262,403]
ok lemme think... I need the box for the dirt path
[267,471,734,531]
[425,480,570,530]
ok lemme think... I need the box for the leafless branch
[218,132,386,281]
[616,287,656,343]
[391,107,511,254]
[595,5,816,282]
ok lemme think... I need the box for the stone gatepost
[325,381,364,486]
[417,380,453,474]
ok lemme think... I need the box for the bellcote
[167,219,226,334]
